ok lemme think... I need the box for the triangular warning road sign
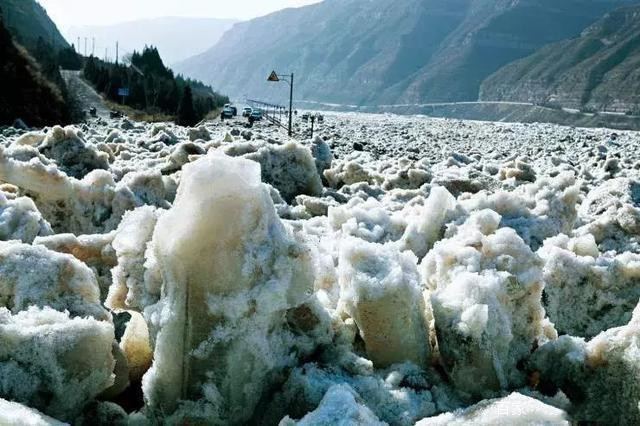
[267,71,280,82]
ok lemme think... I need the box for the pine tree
[177,85,197,127]
[82,45,228,121]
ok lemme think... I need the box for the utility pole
[104,47,108,62]
[310,114,317,139]
[116,41,119,64]
[267,70,294,137]
[288,73,294,137]
[84,37,87,56]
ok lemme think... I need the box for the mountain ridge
[480,4,640,113]
[174,0,638,106]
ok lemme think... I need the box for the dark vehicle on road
[221,106,235,120]
[250,108,263,121]
[302,112,310,121]
[110,110,122,119]
[317,114,324,123]
[89,107,97,117]
[224,104,238,117]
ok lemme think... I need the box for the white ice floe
[0,241,108,320]
[416,392,569,425]
[142,152,315,423]
[530,302,640,424]
[0,398,67,426]
[0,307,114,421]
[1,112,639,423]
[338,238,430,367]
[422,210,553,399]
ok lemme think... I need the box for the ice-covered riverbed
[0,112,639,424]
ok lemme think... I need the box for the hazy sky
[38,0,322,30]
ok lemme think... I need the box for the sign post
[310,114,316,139]
[267,70,294,137]
[117,88,129,105]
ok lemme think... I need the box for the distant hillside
[0,0,67,50]
[480,5,640,113]
[65,17,238,65]
[0,11,68,126]
[174,0,637,106]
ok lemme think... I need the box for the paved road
[298,99,537,109]
[297,99,640,119]
[61,69,110,119]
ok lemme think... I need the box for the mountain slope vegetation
[0,0,67,50]
[480,5,640,113]
[175,0,637,105]
[0,12,68,126]
[83,47,229,122]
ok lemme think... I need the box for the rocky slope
[481,5,640,113]
[174,0,637,105]
[0,0,67,49]
[0,13,68,126]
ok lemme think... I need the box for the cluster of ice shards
[1,113,640,424]
[0,145,170,235]
[399,186,458,258]
[459,172,580,250]
[0,241,109,320]
[243,141,324,202]
[576,177,640,253]
[329,197,407,244]
[376,158,433,191]
[160,141,206,174]
[280,384,387,426]
[141,152,316,424]
[324,159,383,188]
[529,303,640,424]
[0,189,52,243]
[0,307,114,421]
[416,392,569,425]
[34,231,117,299]
[36,126,110,179]
[338,238,430,368]
[0,398,67,426]
[106,206,162,311]
[265,362,442,425]
[539,234,640,338]
[422,209,554,399]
